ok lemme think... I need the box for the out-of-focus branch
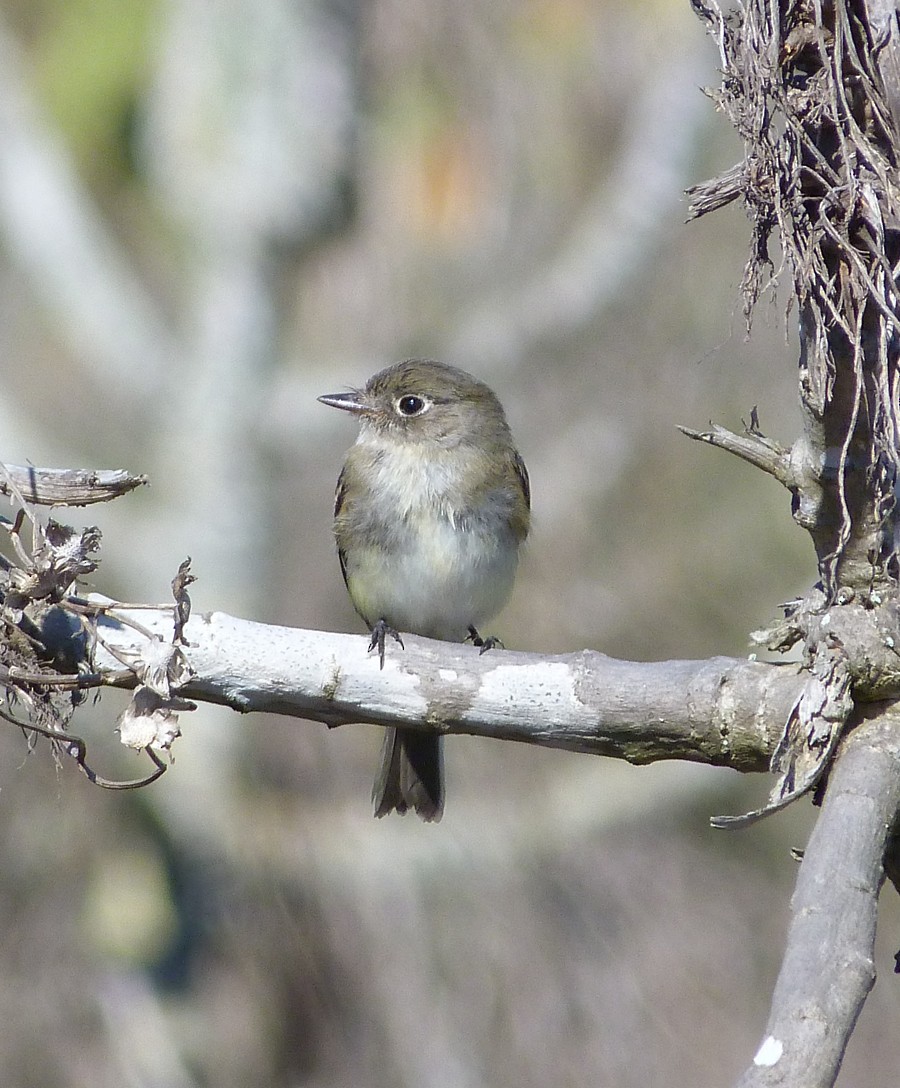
[0,18,177,400]
[137,0,359,609]
[733,705,900,1088]
[448,33,712,371]
[87,604,803,770]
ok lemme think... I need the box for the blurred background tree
[0,0,897,1085]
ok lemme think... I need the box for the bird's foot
[466,626,504,654]
[369,619,404,669]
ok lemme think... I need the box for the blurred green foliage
[30,0,158,186]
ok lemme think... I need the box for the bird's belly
[344,517,518,642]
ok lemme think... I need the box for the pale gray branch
[90,604,804,769]
[0,464,148,507]
[679,424,791,485]
[734,705,900,1088]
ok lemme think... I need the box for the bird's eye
[396,394,428,416]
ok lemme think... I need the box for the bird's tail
[373,728,444,821]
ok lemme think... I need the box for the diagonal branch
[679,423,791,484]
[733,704,900,1088]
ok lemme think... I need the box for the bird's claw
[466,626,504,654]
[369,619,404,668]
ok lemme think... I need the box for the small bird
[319,359,530,821]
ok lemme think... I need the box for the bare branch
[0,464,148,506]
[86,604,803,770]
[733,705,900,1088]
[685,161,746,219]
[679,423,791,485]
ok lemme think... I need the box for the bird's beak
[318,390,369,414]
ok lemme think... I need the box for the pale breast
[340,441,521,640]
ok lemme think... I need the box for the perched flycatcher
[319,359,530,821]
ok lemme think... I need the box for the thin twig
[0,703,166,789]
[678,423,792,484]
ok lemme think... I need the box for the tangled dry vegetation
[0,462,192,788]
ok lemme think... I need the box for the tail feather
[373,728,444,821]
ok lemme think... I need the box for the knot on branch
[718,587,900,826]
[756,586,900,700]
[714,637,853,827]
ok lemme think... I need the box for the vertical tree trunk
[690,2,900,1083]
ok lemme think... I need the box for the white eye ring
[395,394,431,417]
